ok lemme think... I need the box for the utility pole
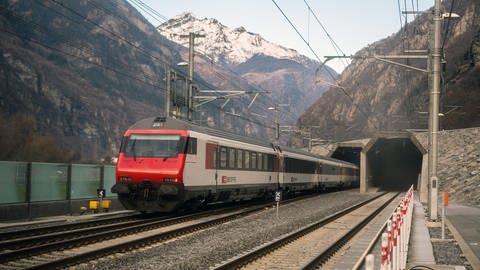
[429,0,442,221]
[163,33,270,123]
[274,106,279,145]
[165,69,172,117]
[187,33,195,122]
[320,1,447,220]
[179,32,205,122]
[269,104,289,145]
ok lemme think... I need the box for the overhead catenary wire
[271,0,378,131]
[302,0,350,68]
[0,25,166,92]
[441,0,456,52]
[98,3,280,130]
[107,1,290,126]
[121,1,280,120]
[1,17,274,133]
[126,0,300,125]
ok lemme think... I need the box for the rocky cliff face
[0,2,336,161]
[0,0,183,160]
[413,128,480,207]
[298,0,480,141]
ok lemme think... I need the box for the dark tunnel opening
[331,147,362,167]
[367,138,422,191]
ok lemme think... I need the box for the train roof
[128,116,357,167]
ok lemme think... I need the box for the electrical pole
[274,106,279,145]
[320,2,446,220]
[269,104,289,145]
[165,69,172,117]
[178,32,205,122]
[429,0,442,221]
[187,32,195,122]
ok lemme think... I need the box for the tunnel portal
[365,137,423,191]
[329,133,426,193]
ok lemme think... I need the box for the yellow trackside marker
[89,201,99,210]
[102,200,111,209]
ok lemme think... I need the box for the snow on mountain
[158,12,312,66]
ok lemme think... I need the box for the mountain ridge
[158,12,317,68]
[157,12,335,126]
[298,0,480,142]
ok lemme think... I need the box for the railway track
[0,212,142,241]
[0,193,320,269]
[213,192,399,270]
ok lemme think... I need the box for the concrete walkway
[407,196,436,266]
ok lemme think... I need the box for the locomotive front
[112,117,189,212]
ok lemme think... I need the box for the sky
[132,0,433,73]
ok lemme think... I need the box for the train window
[228,148,235,169]
[186,137,197,155]
[268,154,274,171]
[237,149,243,169]
[244,151,250,169]
[265,154,271,171]
[220,147,227,168]
[124,134,181,158]
[284,157,316,174]
[258,153,263,170]
[251,153,257,169]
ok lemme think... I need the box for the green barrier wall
[0,162,28,203]
[103,166,116,197]
[71,164,102,199]
[0,161,116,204]
[31,163,68,201]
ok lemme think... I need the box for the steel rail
[212,192,393,270]
[0,191,325,268]
[300,193,399,269]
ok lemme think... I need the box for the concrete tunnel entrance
[329,133,427,193]
[366,138,422,191]
[361,133,426,192]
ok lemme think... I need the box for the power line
[271,0,376,130]
[4,0,289,133]
[86,0,282,128]
[128,1,299,124]
[270,0,325,70]
[441,0,456,52]
[302,0,349,68]
[0,25,165,91]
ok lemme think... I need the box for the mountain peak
[158,13,313,66]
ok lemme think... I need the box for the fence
[0,161,117,220]
[380,185,414,270]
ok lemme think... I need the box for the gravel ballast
[77,190,373,270]
[428,225,473,269]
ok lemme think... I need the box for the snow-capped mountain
[157,12,336,138]
[158,12,314,67]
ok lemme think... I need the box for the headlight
[119,176,132,182]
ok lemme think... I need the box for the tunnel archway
[360,133,426,192]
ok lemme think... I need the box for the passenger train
[112,116,359,212]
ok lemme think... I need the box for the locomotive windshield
[122,134,184,158]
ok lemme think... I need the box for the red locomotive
[112,116,359,212]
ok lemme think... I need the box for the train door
[316,162,322,190]
[205,142,219,196]
[185,136,198,164]
[275,152,284,189]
